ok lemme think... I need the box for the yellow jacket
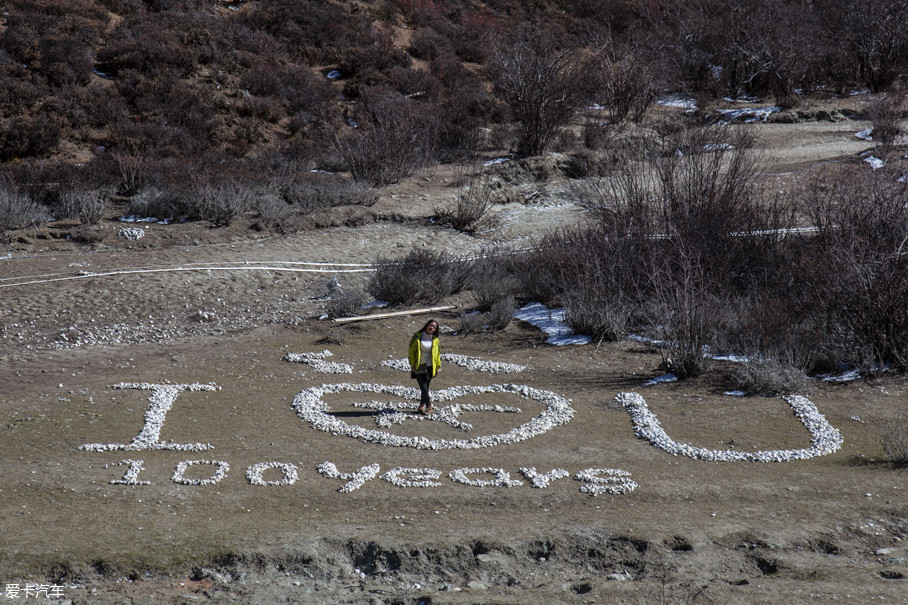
[408,330,440,378]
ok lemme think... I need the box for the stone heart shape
[292,383,575,450]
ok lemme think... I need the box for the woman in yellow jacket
[408,319,441,414]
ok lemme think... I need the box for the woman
[408,319,441,414]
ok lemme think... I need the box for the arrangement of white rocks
[353,399,521,432]
[285,350,353,374]
[79,351,842,500]
[80,382,218,452]
[117,227,145,240]
[317,461,381,493]
[246,462,299,486]
[617,392,843,462]
[173,459,230,485]
[292,382,575,450]
[108,459,150,485]
[317,464,638,495]
[382,354,525,374]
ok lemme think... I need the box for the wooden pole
[332,305,457,324]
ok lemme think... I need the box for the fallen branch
[333,305,456,324]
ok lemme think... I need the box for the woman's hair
[420,318,439,334]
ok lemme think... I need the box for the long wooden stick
[333,305,456,324]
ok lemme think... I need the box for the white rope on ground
[0,265,375,289]
[0,260,374,284]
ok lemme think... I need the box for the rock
[466,580,488,591]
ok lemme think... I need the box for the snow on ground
[863,155,885,170]
[716,106,780,123]
[656,95,697,110]
[514,302,591,346]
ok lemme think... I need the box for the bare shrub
[457,311,487,334]
[468,254,520,311]
[593,47,655,124]
[649,246,723,379]
[491,30,590,157]
[881,407,908,467]
[802,172,908,374]
[562,288,633,343]
[59,188,108,225]
[457,296,516,334]
[735,0,822,107]
[197,181,255,227]
[512,237,572,306]
[721,293,827,377]
[324,279,369,319]
[256,194,294,223]
[368,248,468,305]
[579,125,793,290]
[434,168,499,234]
[0,181,50,231]
[0,115,61,161]
[486,295,516,330]
[281,175,378,214]
[865,94,905,151]
[333,89,440,186]
[127,186,191,221]
[408,27,449,60]
[729,356,810,397]
[521,224,652,342]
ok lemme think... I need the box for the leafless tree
[735,0,822,106]
[491,31,589,157]
[595,47,657,123]
[820,0,908,91]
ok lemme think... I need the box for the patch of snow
[628,333,663,346]
[821,369,861,383]
[855,128,873,141]
[644,373,677,386]
[704,143,735,152]
[716,106,780,123]
[897,173,908,183]
[326,70,341,80]
[724,390,746,397]
[711,354,749,363]
[484,157,511,166]
[864,156,885,170]
[361,299,389,309]
[515,302,591,346]
[656,95,697,110]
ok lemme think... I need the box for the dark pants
[414,371,432,407]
